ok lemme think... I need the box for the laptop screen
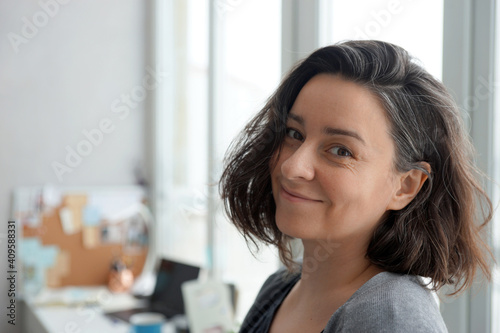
[149,258,201,315]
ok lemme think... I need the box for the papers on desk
[30,287,143,311]
[31,287,109,307]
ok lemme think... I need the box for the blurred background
[0,0,499,332]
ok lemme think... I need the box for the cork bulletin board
[13,186,149,295]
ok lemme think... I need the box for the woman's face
[271,74,401,245]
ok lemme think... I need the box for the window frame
[440,0,496,332]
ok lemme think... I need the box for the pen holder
[108,258,134,293]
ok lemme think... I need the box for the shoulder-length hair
[219,40,493,294]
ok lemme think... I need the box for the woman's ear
[388,162,431,211]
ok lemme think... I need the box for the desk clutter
[24,257,238,333]
[12,185,149,295]
[14,185,239,332]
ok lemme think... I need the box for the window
[154,0,281,321]
[155,0,209,267]
[320,0,443,79]
[215,0,282,321]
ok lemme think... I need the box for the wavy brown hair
[219,40,493,294]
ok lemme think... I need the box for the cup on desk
[130,313,165,333]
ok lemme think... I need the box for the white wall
[0,1,150,331]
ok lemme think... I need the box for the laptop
[105,258,201,322]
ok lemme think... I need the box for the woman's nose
[281,143,315,181]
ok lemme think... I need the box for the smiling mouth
[280,186,321,203]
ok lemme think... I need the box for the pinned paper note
[42,185,62,211]
[46,250,71,287]
[83,205,101,226]
[62,194,87,232]
[82,226,100,248]
[20,238,42,266]
[20,238,61,294]
[41,245,58,267]
[59,207,77,234]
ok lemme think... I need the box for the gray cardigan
[240,270,448,332]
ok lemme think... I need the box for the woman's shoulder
[252,269,300,305]
[240,269,300,332]
[324,272,448,333]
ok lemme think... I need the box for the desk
[21,287,177,333]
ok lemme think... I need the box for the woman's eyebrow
[287,113,304,124]
[287,112,366,145]
[323,127,366,145]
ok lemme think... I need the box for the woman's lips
[281,186,321,203]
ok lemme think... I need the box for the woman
[220,40,492,332]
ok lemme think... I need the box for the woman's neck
[268,239,385,333]
[297,239,384,299]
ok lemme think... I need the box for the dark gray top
[240,270,448,333]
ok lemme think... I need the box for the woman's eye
[285,128,304,141]
[330,146,352,157]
